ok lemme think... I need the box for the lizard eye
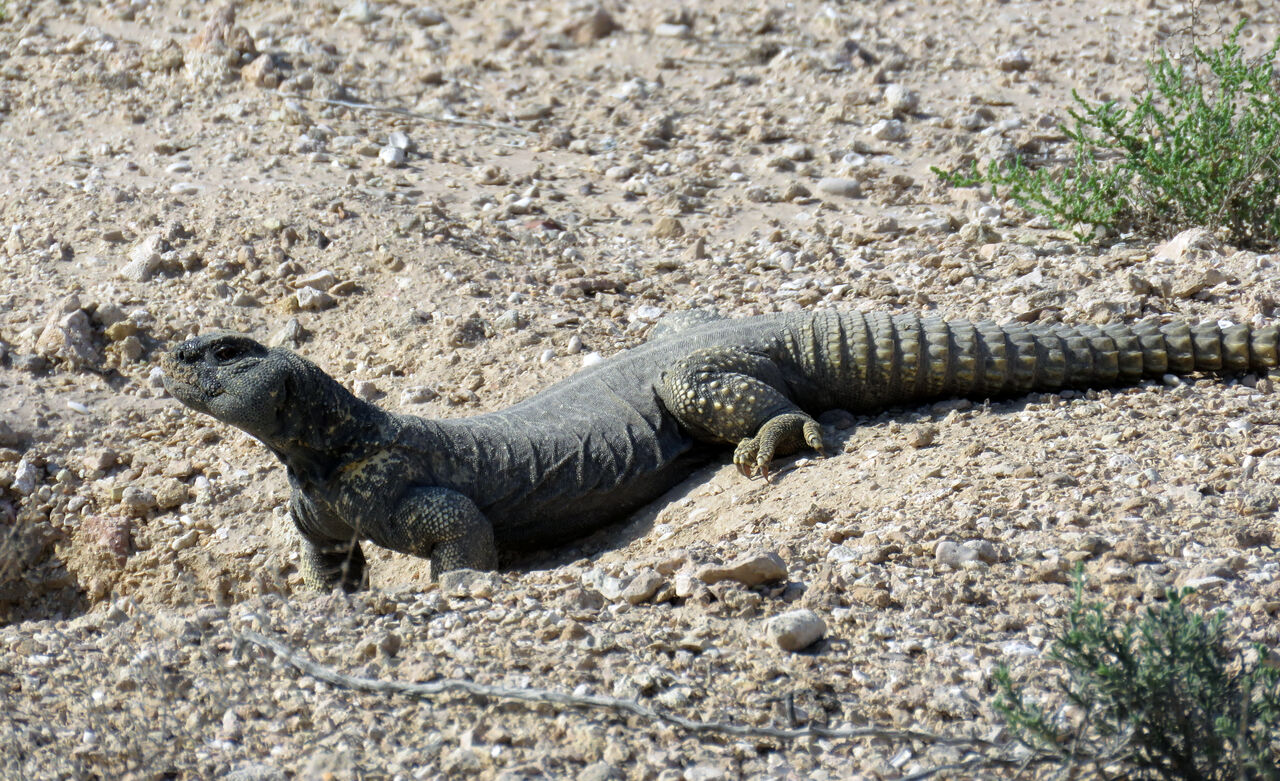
[212,343,243,363]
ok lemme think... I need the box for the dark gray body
[163,309,1279,588]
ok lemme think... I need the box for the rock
[1153,227,1221,263]
[628,305,664,324]
[401,386,439,404]
[0,420,22,449]
[154,479,189,510]
[438,569,501,599]
[995,48,1032,72]
[225,763,286,781]
[782,182,811,202]
[935,539,1001,567]
[492,309,524,331]
[654,22,692,38]
[781,143,813,161]
[696,551,787,587]
[119,486,157,517]
[379,146,407,168]
[604,165,633,181]
[651,216,684,239]
[404,7,446,27]
[36,297,101,369]
[338,0,380,25]
[565,7,620,44]
[190,4,256,56]
[934,540,980,568]
[850,586,892,608]
[352,380,381,401]
[295,287,335,311]
[241,54,277,88]
[104,320,138,342]
[583,569,628,601]
[883,84,919,113]
[868,118,907,141]
[11,459,41,496]
[622,569,664,604]
[906,424,936,448]
[269,317,305,348]
[118,235,165,281]
[296,270,337,291]
[767,609,826,651]
[578,761,621,781]
[816,178,862,198]
[387,131,414,152]
[143,38,186,72]
[473,165,508,185]
[170,529,199,552]
[1032,558,1070,584]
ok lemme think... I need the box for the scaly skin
[162,312,1278,589]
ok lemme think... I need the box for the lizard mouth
[159,353,222,405]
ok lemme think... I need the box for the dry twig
[241,629,986,746]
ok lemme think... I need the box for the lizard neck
[261,355,391,485]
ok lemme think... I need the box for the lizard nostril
[174,340,202,363]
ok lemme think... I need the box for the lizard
[161,310,1278,590]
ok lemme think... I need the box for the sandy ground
[2,0,1279,777]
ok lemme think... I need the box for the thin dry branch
[280,93,533,135]
[240,628,987,746]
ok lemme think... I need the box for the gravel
[3,0,1280,777]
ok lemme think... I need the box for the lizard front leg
[657,348,824,478]
[291,494,367,591]
[368,487,498,577]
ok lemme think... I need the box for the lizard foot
[733,413,825,478]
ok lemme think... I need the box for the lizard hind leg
[734,413,825,478]
[658,348,826,478]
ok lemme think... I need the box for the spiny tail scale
[788,311,1280,412]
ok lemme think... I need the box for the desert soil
[2,0,1279,778]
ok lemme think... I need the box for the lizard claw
[733,414,826,480]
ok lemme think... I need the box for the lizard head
[161,332,292,439]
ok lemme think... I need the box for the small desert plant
[937,20,1280,248]
[994,573,1280,779]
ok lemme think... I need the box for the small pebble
[867,119,907,141]
[883,84,919,113]
[995,48,1032,72]
[352,380,381,400]
[295,287,335,311]
[387,131,413,151]
[816,178,862,198]
[401,386,438,405]
[379,146,406,168]
[767,609,826,652]
[697,551,787,587]
[653,22,691,38]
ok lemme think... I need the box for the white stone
[816,178,862,198]
[767,609,826,652]
[379,145,406,167]
[296,270,336,291]
[883,84,919,113]
[868,119,907,141]
[995,48,1032,72]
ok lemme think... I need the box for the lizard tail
[795,312,1280,409]
[929,315,1280,398]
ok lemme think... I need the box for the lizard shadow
[500,392,1065,573]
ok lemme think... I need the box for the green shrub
[937,20,1280,248]
[995,574,1280,779]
